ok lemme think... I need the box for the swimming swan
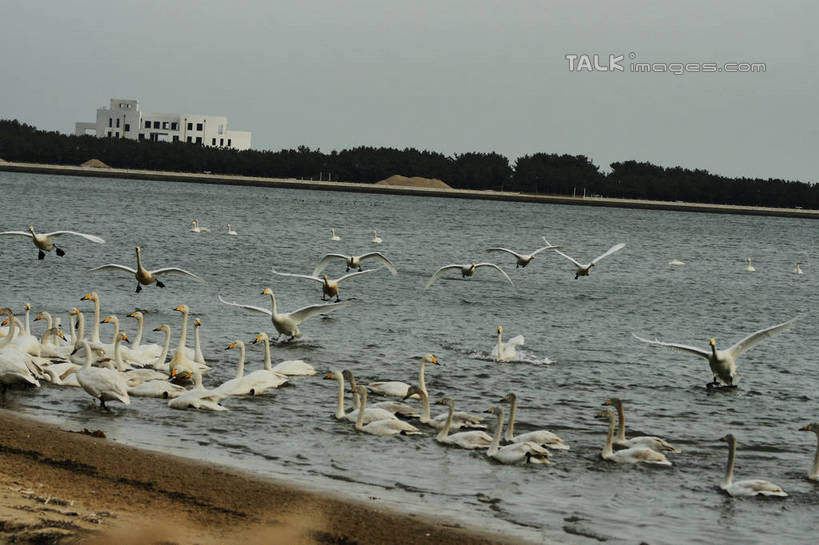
[324,370,398,423]
[0,309,41,391]
[272,267,378,302]
[484,242,560,268]
[126,311,162,362]
[0,225,104,259]
[226,224,237,236]
[799,423,819,481]
[719,433,786,497]
[632,317,797,387]
[168,305,209,379]
[66,339,130,410]
[371,230,383,244]
[168,370,227,411]
[598,409,670,466]
[312,252,398,276]
[795,261,804,275]
[87,246,202,293]
[190,219,210,233]
[330,228,341,241]
[495,326,524,362]
[212,341,256,397]
[602,398,678,452]
[486,406,551,464]
[342,370,418,416]
[425,262,513,289]
[218,288,350,340]
[366,354,438,399]
[499,392,568,449]
[550,240,626,279]
[354,386,421,436]
[404,386,485,430]
[242,332,289,393]
[253,332,315,375]
[744,257,756,272]
[434,398,493,449]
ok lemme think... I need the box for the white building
[75,98,252,150]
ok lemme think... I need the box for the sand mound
[375,174,451,189]
[80,158,111,168]
[0,158,6,163]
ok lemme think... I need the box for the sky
[2,0,816,182]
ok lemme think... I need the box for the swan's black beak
[70,347,78,356]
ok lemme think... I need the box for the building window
[153,121,160,129]
[196,123,203,131]
[116,118,120,128]
[107,131,112,137]
[115,132,120,138]
[195,136,202,144]
[228,138,232,147]
[162,121,169,129]
[173,135,179,142]
[218,124,224,134]
[220,138,224,146]
[210,138,215,145]
[171,122,178,130]
[187,122,192,130]
[124,123,130,132]
[186,136,192,143]
[144,120,151,128]
[139,133,144,140]
[108,118,113,127]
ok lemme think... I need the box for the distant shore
[1,160,817,219]
[0,410,534,545]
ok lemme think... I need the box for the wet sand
[1,161,817,219]
[0,409,533,545]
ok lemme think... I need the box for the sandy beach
[0,410,530,545]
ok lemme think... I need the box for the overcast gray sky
[2,0,816,182]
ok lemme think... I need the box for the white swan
[241,332,289,393]
[128,379,186,399]
[312,252,398,276]
[218,288,350,341]
[108,331,168,386]
[168,305,209,380]
[342,370,418,416]
[149,324,173,371]
[0,225,104,259]
[212,341,256,397]
[252,332,315,375]
[495,326,524,362]
[499,392,568,450]
[1,315,41,357]
[602,398,678,452]
[799,423,819,481]
[79,292,104,346]
[371,230,383,244]
[354,386,421,436]
[404,385,485,430]
[485,406,551,464]
[719,433,786,496]
[272,267,378,302]
[425,262,513,289]
[550,240,626,279]
[434,398,493,449]
[226,224,238,236]
[744,257,756,272]
[193,318,207,366]
[190,219,211,233]
[126,311,162,362]
[0,309,41,391]
[324,370,398,423]
[67,339,130,409]
[484,241,560,268]
[87,246,202,293]
[598,409,670,466]
[669,259,685,266]
[330,228,341,241]
[366,354,438,398]
[795,261,804,275]
[168,371,227,411]
[633,317,797,387]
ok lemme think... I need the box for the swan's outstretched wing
[552,248,584,268]
[312,254,349,276]
[271,269,323,284]
[87,264,137,275]
[45,231,106,243]
[474,263,514,286]
[0,231,33,238]
[151,267,202,280]
[425,265,464,289]
[727,317,798,360]
[358,252,398,275]
[485,248,524,259]
[218,295,272,316]
[590,243,626,265]
[506,334,525,346]
[530,243,561,256]
[335,268,378,284]
[632,333,710,359]
[288,300,352,323]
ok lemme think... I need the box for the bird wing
[151,267,202,280]
[506,334,525,346]
[335,268,378,284]
[552,248,585,268]
[312,254,348,277]
[727,317,798,360]
[218,295,272,316]
[288,300,352,323]
[271,269,323,284]
[632,333,710,359]
[87,264,137,275]
[485,248,523,259]
[359,253,398,275]
[530,243,561,256]
[0,231,33,238]
[590,243,626,265]
[424,265,464,289]
[474,263,514,286]
[45,231,105,243]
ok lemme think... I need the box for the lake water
[0,171,816,545]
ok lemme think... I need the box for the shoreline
[1,160,817,219]
[0,409,536,545]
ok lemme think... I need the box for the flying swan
[0,225,104,260]
[272,267,378,302]
[424,262,513,289]
[549,239,626,279]
[312,252,398,276]
[87,246,202,293]
[484,241,560,268]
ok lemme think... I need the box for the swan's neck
[615,402,627,442]
[418,360,428,395]
[497,330,503,360]
[24,307,30,336]
[355,390,367,430]
[262,338,272,370]
[811,433,819,480]
[82,342,93,369]
[176,309,189,353]
[68,313,77,347]
[136,249,146,275]
[267,292,278,319]
[602,414,616,458]
[419,391,431,422]
[90,297,100,343]
[194,325,204,363]
[489,409,504,454]
[156,327,171,368]
[722,440,736,488]
[113,336,126,372]
[710,344,718,358]
[349,378,360,410]
[504,396,518,442]
[0,312,16,349]
[436,401,455,440]
[42,311,53,331]
[109,317,120,340]
[193,372,204,390]
[334,374,346,419]
[236,345,245,378]
[132,315,143,348]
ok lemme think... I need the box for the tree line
[1,119,816,209]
